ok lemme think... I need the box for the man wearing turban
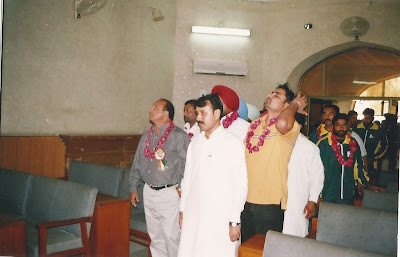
[211,85,250,141]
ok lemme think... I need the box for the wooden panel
[0,136,66,178]
[29,137,44,175]
[89,194,130,257]
[0,135,139,178]
[0,137,17,170]
[15,137,31,172]
[60,135,141,176]
[299,62,323,96]
[53,139,66,178]
[0,213,26,257]
[299,48,400,97]
[238,234,265,257]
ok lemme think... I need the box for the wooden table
[0,213,26,257]
[89,193,130,257]
[238,234,266,257]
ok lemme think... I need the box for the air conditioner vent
[193,59,248,76]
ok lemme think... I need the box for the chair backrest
[362,189,398,212]
[69,160,123,197]
[27,175,98,237]
[263,231,394,257]
[317,202,397,256]
[119,169,144,211]
[0,168,33,217]
[378,171,399,192]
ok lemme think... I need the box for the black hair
[348,110,357,117]
[384,113,397,123]
[363,108,375,117]
[323,104,340,115]
[195,94,223,119]
[295,113,306,127]
[184,99,197,108]
[332,113,349,125]
[160,98,175,121]
[276,83,295,103]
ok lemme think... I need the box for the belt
[147,184,175,191]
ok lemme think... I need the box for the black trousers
[241,202,284,243]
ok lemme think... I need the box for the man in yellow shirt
[241,83,308,242]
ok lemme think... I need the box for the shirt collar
[318,124,329,135]
[327,132,351,145]
[157,122,172,134]
[203,124,223,140]
[357,122,379,130]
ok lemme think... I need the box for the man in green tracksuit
[353,108,388,186]
[309,104,339,144]
[316,113,369,205]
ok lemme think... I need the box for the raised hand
[293,91,308,115]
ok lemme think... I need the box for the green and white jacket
[353,122,387,169]
[316,132,369,204]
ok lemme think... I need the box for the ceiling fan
[75,0,107,18]
[340,16,369,40]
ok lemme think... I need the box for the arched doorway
[287,42,400,134]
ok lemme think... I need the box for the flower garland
[245,111,278,153]
[222,111,239,129]
[144,121,174,159]
[330,133,357,167]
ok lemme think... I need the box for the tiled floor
[129,241,149,257]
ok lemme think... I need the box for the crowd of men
[128,84,392,257]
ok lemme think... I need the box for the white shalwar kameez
[184,122,201,140]
[283,133,324,237]
[221,113,250,142]
[178,126,248,257]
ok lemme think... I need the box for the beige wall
[1,0,177,135]
[2,0,400,134]
[172,0,400,128]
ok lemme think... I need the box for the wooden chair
[37,217,92,257]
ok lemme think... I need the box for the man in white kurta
[211,85,250,141]
[184,121,201,139]
[178,94,248,257]
[283,131,324,237]
[183,99,201,139]
[221,114,250,142]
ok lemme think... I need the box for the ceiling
[299,47,400,97]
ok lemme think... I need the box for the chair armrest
[36,216,92,257]
[36,217,92,229]
[306,217,318,239]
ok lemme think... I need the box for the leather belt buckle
[148,184,174,190]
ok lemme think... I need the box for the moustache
[324,119,331,122]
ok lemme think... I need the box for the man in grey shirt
[129,98,191,257]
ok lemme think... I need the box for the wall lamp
[191,26,251,37]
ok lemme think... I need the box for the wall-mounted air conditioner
[193,59,248,76]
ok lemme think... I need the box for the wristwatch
[229,222,240,227]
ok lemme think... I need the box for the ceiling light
[191,26,251,37]
[353,80,376,85]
